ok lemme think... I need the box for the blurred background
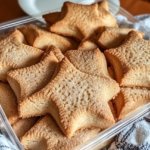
[0,0,150,23]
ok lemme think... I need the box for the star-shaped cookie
[46,45,64,62]
[0,30,44,82]
[50,47,111,78]
[19,57,120,138]
[7,51,58,102]
[19,24,78,53]
[113,87,150,120]
[78,40,98,51]
[43,12,60,25]
[0,82,19,125]
[65,48,110,77]
[12,117,39,138]
[97,27,145,49]
[21,115,100,150]
[50,1,117,41]
[104,31,150,87]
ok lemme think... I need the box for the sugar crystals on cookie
[105,31,150,87]
[0,30,44,82]
[21,115,100,150]
[50,1,117,41]
[7,51,58,102]
[19,58,119,138]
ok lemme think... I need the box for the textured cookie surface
[12,117,39,138]
[104,31,150,87]
[19,24,78,53]
[113,87,150,120]
[7,51,58,102]
[19,58,120,138]
[65,48,110,77]
[46,45,64,62]
[97,27,145,49]
[0,83,19,125]
[78,40,98,51]
[0,30,44,82]
[50,1,117,41]
[21,115,100,150]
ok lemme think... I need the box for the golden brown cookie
[0,30,43,82]
[108,101,117,122]
[19,24,78,53]
[107,67,116,80]
[21,115,100,150]
[46,45,64,62]
[12,117,39,139]
[97,27,145,49]
[19,58,120,138]
[50,1,117,41]
[7,51,58,102]
[65,48,110,77]
[0,82,18,125]
[43,12,60,25]
[78,40,98,51]
[104,31,150,87]
[113,87,150,120]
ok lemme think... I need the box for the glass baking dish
[0,0,150,150]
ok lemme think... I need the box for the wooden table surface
[0,0,150,23]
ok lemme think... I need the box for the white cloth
[103,14,150,150]
[0,134,17,150]
[103,113,150,150]
[116,14,150,40]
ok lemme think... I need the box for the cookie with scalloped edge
[12,117,39,139]
[0,31,27,44]
[7,51,58,102]
[19,57,120,138]
[46,45,64,62]
[78,40,98,51]
[97,27,145,49]
[50,1,117,41]
[42,1,111,26]
[113,87,150,120]
[65,48,110,77]
[0,30,44,82]
[19,24,78,53]
[104,31,150,87]
[0,82,19,125]
[43,12,61,25]
[21,115,100,150]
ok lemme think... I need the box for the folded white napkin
[103,14,150,150]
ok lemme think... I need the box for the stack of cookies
[0,1,149,150]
